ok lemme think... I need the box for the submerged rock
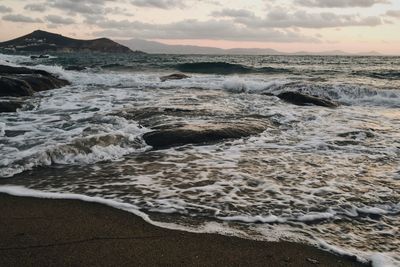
[0,65,70,97]
[277,91,338,108]
[0,100,23,113]
[143,121,268,149]
[30,55,49,60]
[160,73,190,82]
[65,65,86,71]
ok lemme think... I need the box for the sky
[0,0,400,54]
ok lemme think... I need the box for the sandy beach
[0,193,369,267]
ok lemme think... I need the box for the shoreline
[0,193,369,267]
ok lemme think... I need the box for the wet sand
[0,193,369,267]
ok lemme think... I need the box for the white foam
[0,53,32,66]
[0,185,277,238]
[0,122,5,137]
[357,207,388,215]
[222,76,275,93]
[3,185,399,266]
[0,185,149,220]
[218,215,286,223]
[296,211,336,222]
[1,53,399,267]
[370,254,398,267]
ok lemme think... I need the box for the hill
[119,38,381,56]
[118,39,281,55]
[0,30,140,54]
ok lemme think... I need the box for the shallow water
[0,53,399,265]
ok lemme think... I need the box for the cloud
[212,9,255,18]
[24,4,47,12]
[0,5,12,13]
[386,10,400,18]
[47,0,108,14]
[45,15,75,25]
[104,7,134,16]
[232,10,383,28]
[2,14,42,23]
[47,0,133,16]
[295,0,389,8]
[131,0,185,9]
[91,18,319,42]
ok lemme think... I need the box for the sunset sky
[0,0,400,54]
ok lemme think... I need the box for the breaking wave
[221,77,400,107]
[175,62,291,75]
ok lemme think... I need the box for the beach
[1,52,399,266]
[0,193,369,267]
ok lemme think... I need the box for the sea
[0,52,399,266]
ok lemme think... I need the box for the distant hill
[119,38,382,56]
[0,30,142,54]
[118,39,281,55]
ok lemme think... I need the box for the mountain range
[0,30,382,56]
[119,38,382,56]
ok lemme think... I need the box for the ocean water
[0,53,399,266]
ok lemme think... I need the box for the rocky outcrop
[115,104,271,149]
[0,100,23,113]
[160,73,190,82]
[0,65,70,97]
[277,91,338,108]
[143,121,268,149]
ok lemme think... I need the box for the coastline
[0,193,369,267]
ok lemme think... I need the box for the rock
[18,75,69,92]
[143,121,268,149]
[0,77,35,97]
[160,73,190,82]
[277,91,338,108]
[0,65,49,76]
[30,55,49,60]
[65,66,86,71]
[0,100,23,113]
[0,65,70,97]
[4,130,27,137]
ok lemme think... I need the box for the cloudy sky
[0,0,400,54]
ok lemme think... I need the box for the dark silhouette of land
[0,30,141,53]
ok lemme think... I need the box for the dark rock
[143,121,268,149]
[65,66,86,71]
[0,65,49,76]
[0,65,70,97]
[4,130,28,137]
[0,100,23,113]
[0,77,35,97]
[18,75,69,92]
[160,73,190,82]
[337,131,375,139]
[277,91,338,108]
[30,55,49,60]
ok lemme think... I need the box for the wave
[176,62,291,75]
[2,186,399,266]
[353,70,400,80]
[101,63,140,70]
[0,133,148,178]
[222,77,400,107]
